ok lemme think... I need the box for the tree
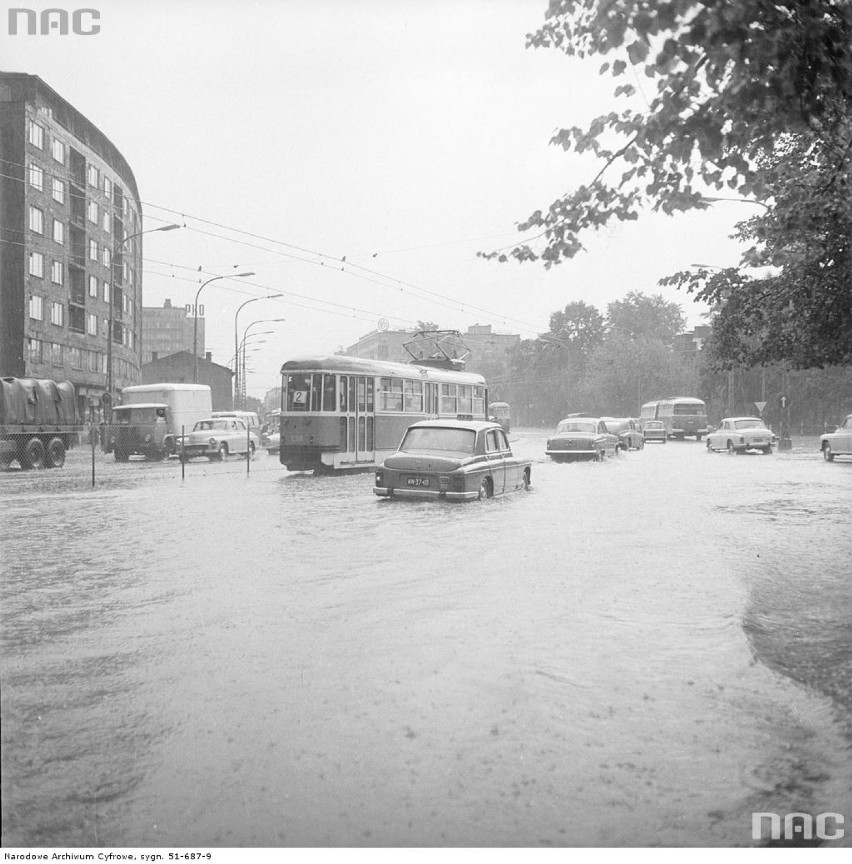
[605,291,685,343]
[482,0,852,367]
[548,300,606,353]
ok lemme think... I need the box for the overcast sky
[3,0,751,397]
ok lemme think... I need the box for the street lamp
[234,294,283,406]
[240,318,285,409]
[192,271,255,383]
[107,223,180,402]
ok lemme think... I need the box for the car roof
[406,419,501,432]
[722,416,764,423]
[558,416,601,423]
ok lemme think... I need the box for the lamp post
[239,318,285,409]
[192,271,255,384]
[107,223,180,403]
[233,294,283,407]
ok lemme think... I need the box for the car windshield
[604,420,628,433]
[646,422,664,429]
[734,419,766,429]
[193,419,229,432]
[557,421,597,433]
[111,407,163,424]
[399,427,476,455]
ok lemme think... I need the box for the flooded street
[2,432,850,847]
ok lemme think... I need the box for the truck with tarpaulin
[0,377,81,469]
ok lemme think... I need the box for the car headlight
[375,470,383,485]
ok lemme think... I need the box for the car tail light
[439,476,450,489]
[375,470,383,485]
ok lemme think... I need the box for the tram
[278,355,489,472]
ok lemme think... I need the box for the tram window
[340,416,347,450]
[348,414,356,451]
[379,377,403,412]
[458,385,472,415]
[357,377,366,413]
[339,376,348,412]
[358,415,366,450]
[367,378,374,412]
[348,376,356,413]
[311,375,322,412]
[367,416,374,450]
[286,374,311,411]
[473,386,486,417]
[322,374,336,411]
[404,379,424,412]
[440,383,457,415]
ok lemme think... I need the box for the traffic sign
[779,394,789,409]
[754,401,767,414]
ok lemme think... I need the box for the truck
[103,383,212,461]
[0,377,81,469]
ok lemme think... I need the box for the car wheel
[726,441,737,455]
[45,437,66,468]
[20,437,46,470]
[823,444,834,462]
[477,477,492,500]
[216,443,229,461]
[522,468,531,491]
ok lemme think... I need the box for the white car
[820,414,852,462]
[178,417,258,461]
[706,417,774,455]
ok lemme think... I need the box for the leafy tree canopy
[482,0,852,367]
[605,291,685,343]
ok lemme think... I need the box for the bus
[641,397,708,440]
[278,355,489,472]
[489,401,511,433]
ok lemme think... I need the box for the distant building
[674,325,711,354]
[142,298,204,364]
[0,72,143,415]
[343,324,519,376]
[140,351,233,411]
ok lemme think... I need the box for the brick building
[0,72,144,416]
[142,298,204,364]
[140,351,233,411]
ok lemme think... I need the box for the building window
[51,177,65,204]
[28,162,44,191]
[51,261,63,285]
[88,351,99,372]
[52,220,65,245]
[51,343,63,366]
[29,205,44,234]
[27,338,43,363]
[103,176,112,199]
[103,281,110,303]
[51,138,65,164]
[88,275,99,298]
[87,313,98,335]
[28,121,45,149]
[87,164,99,187]
[102,247,111,267]
[29,295,44,320]
[29,251,44,278]
[102,211,111,234]
[50,301,64,326]
[89,239,98,261]
[87,200,98,223]
[68,347,82,369]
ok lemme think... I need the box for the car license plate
[406,476,430,487]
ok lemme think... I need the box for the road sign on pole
[755,401,767,415]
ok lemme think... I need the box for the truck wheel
[45,437,66,468]
[21,437,47,469]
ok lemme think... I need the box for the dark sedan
[374,419,531,501]
[546,417,619,462]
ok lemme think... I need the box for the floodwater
[1,431,850,848]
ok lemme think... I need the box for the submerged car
[374,419,531,501]
[706,417,774,455]
[178,417,258,461]
[820,414,852,462]
[601,417,644,451]
[642,419,667,444]
[546,416,619,461]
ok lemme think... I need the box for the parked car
[374,419,531,501]
[546,416,619,461]
[601,417,644,451]
[178,417,258,461]
[211,410,262,441]
[820,414,852,462]
[643,420,667,444]
[706,417,774,454]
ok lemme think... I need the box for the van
[104,383,212,461]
